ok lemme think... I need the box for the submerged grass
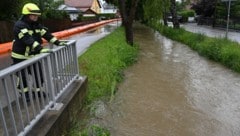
[70,124,110,136]
[149,22,240,72]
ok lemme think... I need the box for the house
[65,0,117,16]
[98,0,117,14]
[58,4,81,21]
[65,0,102,17]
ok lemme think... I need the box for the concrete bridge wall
[27,76,88,136]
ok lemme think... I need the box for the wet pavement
[104,23,240,136]
[0,22,120,70]
[0,22,120,107]
[182,23,240,43]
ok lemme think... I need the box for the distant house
[65,0,101,17]
[186,0,199,10]
[65,0,117,16]
[58,4,81,21]
[98,0,117,14]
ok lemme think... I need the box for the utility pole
[221,0,236,38]
[226,0,231,38]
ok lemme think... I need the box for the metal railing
[0,40,80,136]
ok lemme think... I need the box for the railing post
[0,40,78,135]
[3,78,18,135]
[44,56,57,108]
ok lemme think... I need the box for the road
[0,21,120,70]
[182,23,240,43]
[0,21,120,107]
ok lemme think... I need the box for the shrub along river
[96,23,240,136]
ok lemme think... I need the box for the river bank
[68,27,138,135]
[70,23,240,136]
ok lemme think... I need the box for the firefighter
[11,3,66,101]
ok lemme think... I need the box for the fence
[215,18,240,31]
[0,40,80,136]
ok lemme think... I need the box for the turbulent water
[102,23,240,136]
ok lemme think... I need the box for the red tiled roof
[65,0,94,8]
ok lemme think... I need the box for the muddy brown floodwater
[105,23,240,136]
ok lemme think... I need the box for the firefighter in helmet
[12,3,66,101]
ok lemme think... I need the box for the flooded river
[106,24,240,136]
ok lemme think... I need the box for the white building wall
[98,0,116,14]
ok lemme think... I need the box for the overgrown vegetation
[40,0,69,20]
[178,10,195,22]
[42,10,69,20]
[70,124,110,136]
[148,21,240,73]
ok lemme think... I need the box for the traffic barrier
[0,42,12,54]
[0,19,120,55]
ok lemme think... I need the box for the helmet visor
[29,10,41,15]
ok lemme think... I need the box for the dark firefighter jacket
[11,16,60,60]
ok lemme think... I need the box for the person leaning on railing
[11,3,67,102]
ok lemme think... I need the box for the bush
[42,9,69,20]
[179,10,195,17]
[97,13,116,20]
[179,10,195,22]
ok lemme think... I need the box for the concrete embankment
[27,77,88,136]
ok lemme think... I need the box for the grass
[70,124,110,136]
[68,27,138,136]
[69,21,240,135]
[148,21,240,73]
[78,27,138,104]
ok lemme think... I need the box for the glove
[58,41,67,46]
[40,48,53,53]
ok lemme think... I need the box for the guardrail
[0,40,80,136]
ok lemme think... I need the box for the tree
[144,0,162,23]
[170,0,180,28]
[118,0,139,45]
[191,0,217,17]
[143,0,170,26]
[0,0,26,20]
[162,0,171,26]
[230,1,240,18]
[134,0,147,23]
[214,0,240,28]
[105,0,139,45]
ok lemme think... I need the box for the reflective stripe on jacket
[11,16,58,59]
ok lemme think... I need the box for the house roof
[58,4,80,11]
[65,0,94,8]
